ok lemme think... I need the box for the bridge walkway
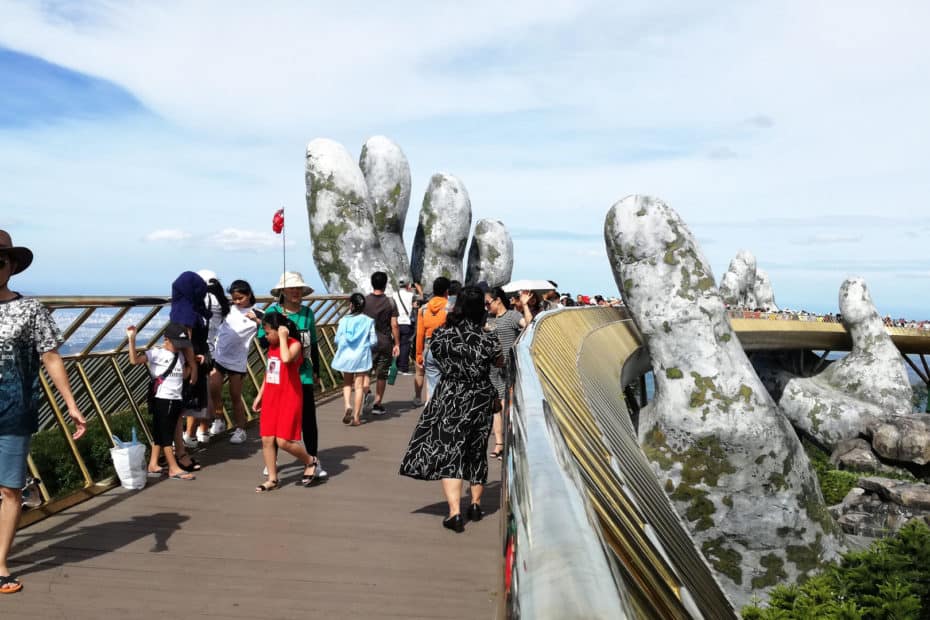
[3,375,500,619]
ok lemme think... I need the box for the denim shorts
[0,434,31,489]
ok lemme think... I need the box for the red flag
[272,208,284,234]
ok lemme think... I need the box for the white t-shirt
[146,348,185,400]
[212,305,258,372]
[394,289,414,326]
[204,292,224,354]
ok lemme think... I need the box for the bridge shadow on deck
[3,376,500,620]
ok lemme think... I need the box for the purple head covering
[169,271,209,328]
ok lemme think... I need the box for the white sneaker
[182,433,198,449]
[229,428,247,444]
[315,459,328,480]
[196,429,210,444]
[209,419,226,435]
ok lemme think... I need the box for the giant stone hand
[605,194,843,608]
[306,137,513,294]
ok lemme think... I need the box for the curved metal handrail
[20,294,350,528]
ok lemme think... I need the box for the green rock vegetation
[743,521,930,619]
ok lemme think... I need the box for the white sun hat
[271,271,314,296]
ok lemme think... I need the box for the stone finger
[360,136,412,282]
[305,138,394,294]
[410,173,472,289]
[465,218,513,288]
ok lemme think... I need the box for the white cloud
[144,229,191,242]
[2,1,929,315]
[207,228,294,252]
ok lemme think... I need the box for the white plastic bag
[110,443,147,490]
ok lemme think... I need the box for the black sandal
[490,443,504,459]
[301,461,318,487]
[178,456,201,472]
[255,480,279,493]
[0,575,23,594]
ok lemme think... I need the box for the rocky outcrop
[410,173,472,287]
[465,219,513,288]
[831,477,930,538]
[719,250,779,311]
[305,138,395,294]
[830,438,913,477]
[778,278,913,449]
[604,195,843,608]
[869,415,930,465]
[360,136,412,283]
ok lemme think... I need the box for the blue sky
[1,1,929,317]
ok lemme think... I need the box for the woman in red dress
[251,313,319,492]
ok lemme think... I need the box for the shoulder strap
[395,292,409,315]
[157,353,179,381]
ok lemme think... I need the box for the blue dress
[331,314,377,373]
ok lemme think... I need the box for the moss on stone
[623,278,634,291]
[663,320,672,334]
[697,276,715,291]
[670,483,715,531]
[689,371,755,413]
[755,454,768,465]
[785,537,823,574]
[312,220,352,292]
[719,332,732,343]
[666,367,683,379]
[751,553,787,589]
[701,536,743,585]
[665,478,674,493]
[636,206,647,216]
[768,471,788,491]
[722,494,733,508]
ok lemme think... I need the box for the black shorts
[213,361,246,378]
[149,398,183,447]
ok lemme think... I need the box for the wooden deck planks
[3,375,501,619]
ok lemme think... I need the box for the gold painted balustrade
[19,294,350,528]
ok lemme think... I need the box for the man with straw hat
[0,230,87,594]
[256,272,327,481]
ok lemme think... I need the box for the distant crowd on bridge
[725,306,930,330]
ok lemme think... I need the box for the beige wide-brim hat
[271,271,314,296]
[0,230,34,275]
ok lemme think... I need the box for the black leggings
[301,384,318,456]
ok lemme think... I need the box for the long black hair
[446,285,486,328]
[206,278,230,317]
[262,311,298,336]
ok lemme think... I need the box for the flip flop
[0,575,23,594]
[350,418,363,426]
[342,408,353,425]
[169,472,196,481]
[147,469,167,478]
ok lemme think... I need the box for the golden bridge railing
[506,306,735,618]
[20,294,350,528]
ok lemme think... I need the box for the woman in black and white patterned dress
[399,286,502,533]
